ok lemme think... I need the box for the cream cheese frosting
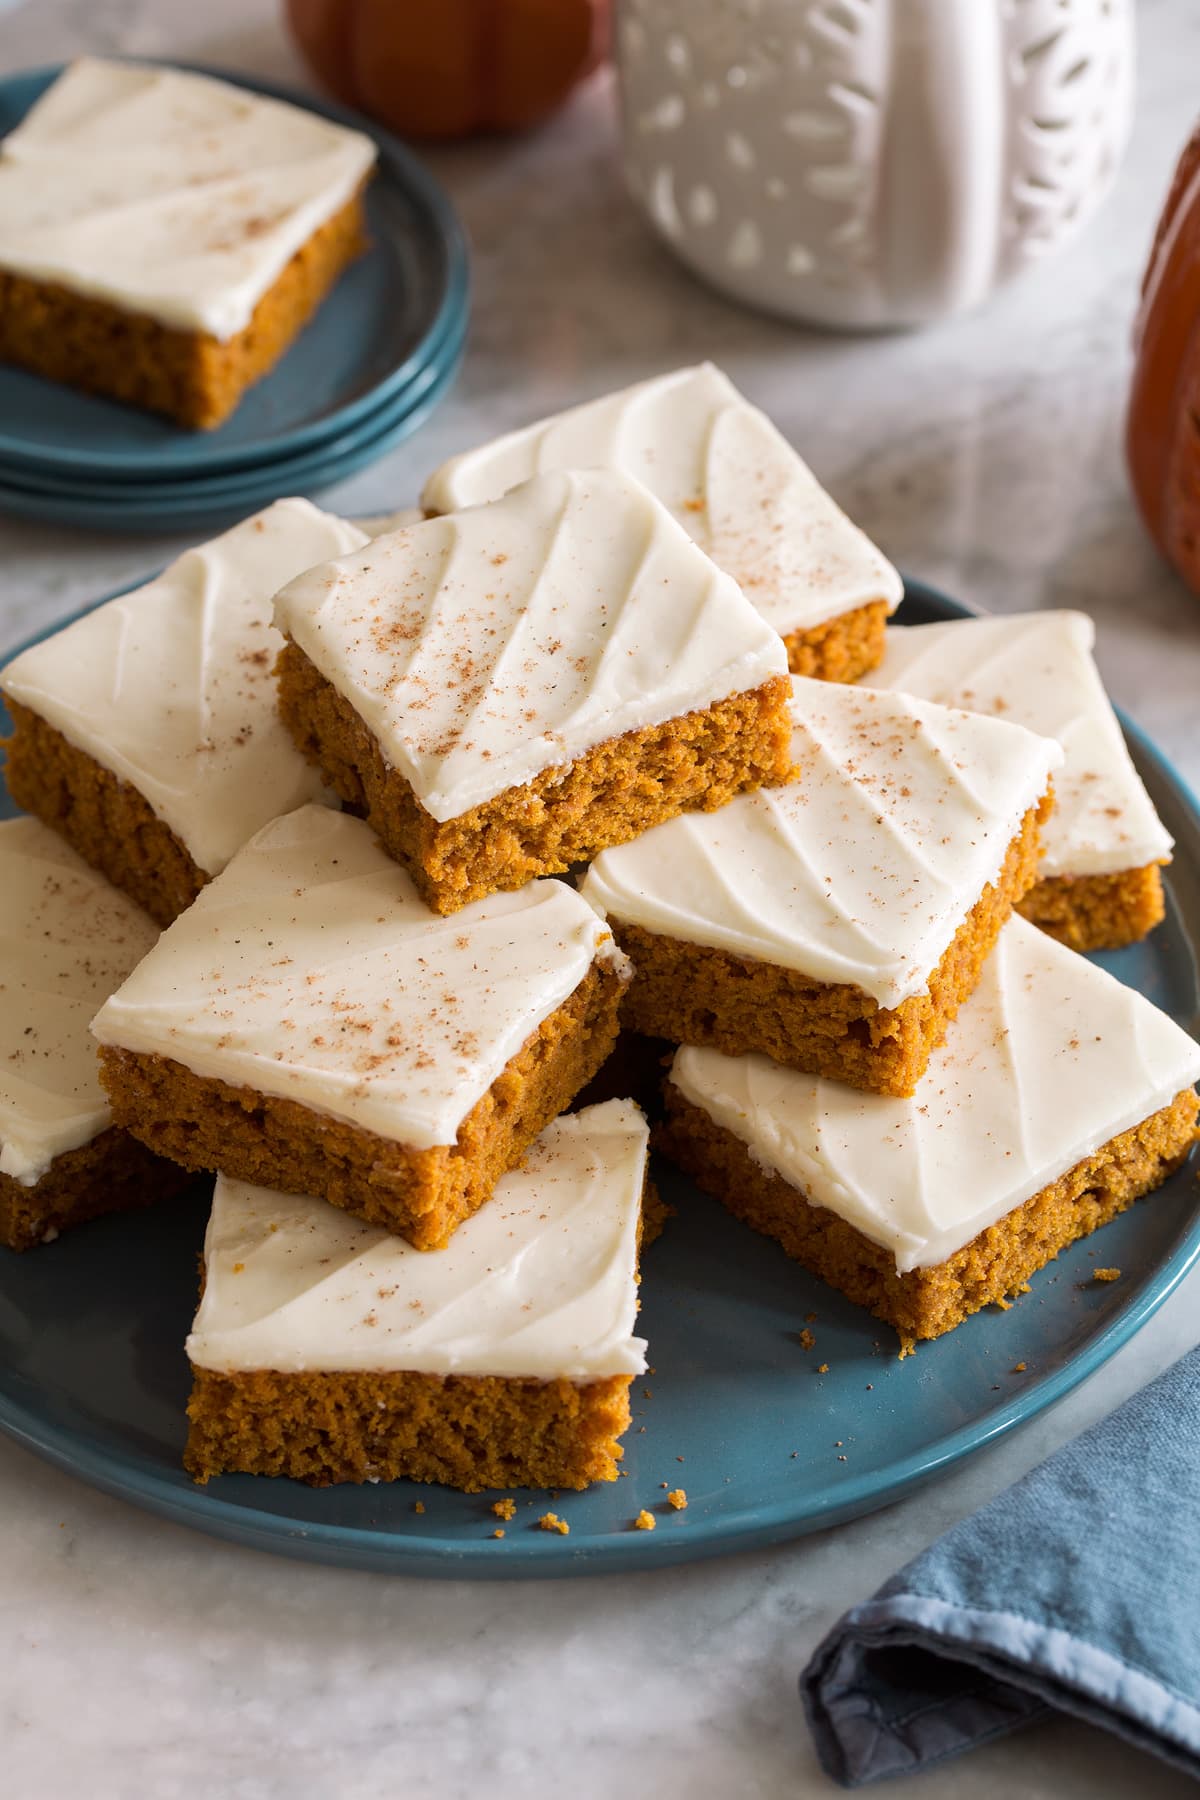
[420,363,904,638]
[0,59,376,339]
[273,467,790,823]
[91,805,627,1152]
[670,915,1200,1273]
[0,498,368,879]
[862,611,1174,879]
[0,817,158,1186]
[582,677,1062,1009]
[186,1101,649,1379]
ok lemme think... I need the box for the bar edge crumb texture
[657,1084,1200,1345]
[0,1126,191,1253]
[612,790,1050,1097]
[184,1367,636,1490]
[782,598,890,683]
[276,640,794,913]
[4,698,207,926]
[98,958,626,1249]
[1019,863,1167,953]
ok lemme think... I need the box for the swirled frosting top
[421,363,903,638]
[0,498,368,882]
[582,677,1062,1008]
[862,611,1173,879]
[669,915,1200,1272]
[186,1101,649,1379]
[273,467,790,822]
[0,817,158,1188]
[91,806,626,1152]
[0,58,376,338]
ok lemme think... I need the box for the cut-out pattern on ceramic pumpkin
[615,0,1134,328]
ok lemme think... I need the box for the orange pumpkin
[1127,122,1200,595]
[285,0,609,141]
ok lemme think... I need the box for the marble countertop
[3,3,1200,1796]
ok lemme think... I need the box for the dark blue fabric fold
[801,1345,1200,1786]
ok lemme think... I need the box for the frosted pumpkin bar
[272,467,793,913]
[0,59,375,427]
[582,677,1062,1097]
[861,611,1174,951]
[659,916,1200,1346]
[92,805,629,1250]
[421,362,903,681]
[184,1101,650,1490]
[1,498,367,926]
[0,817,188,1252]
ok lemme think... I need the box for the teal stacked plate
[0,579,1197,1577]
[0,65,470,533]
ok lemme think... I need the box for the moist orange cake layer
[276,639,796,913]
[98,959,625,1250]
[782,598,890,683]
[0,191,367,429]
[658,1084,1200,1346]
[615,790,1050,1098]
[185,1366,633,1490]
[1019,863,1167,954]
[3,699,207,926]
[0,1126,191,1254]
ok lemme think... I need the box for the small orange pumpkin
[285,0,609,142]
[1127,122,1200,595]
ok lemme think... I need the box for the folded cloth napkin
[801,1344,1200,1786]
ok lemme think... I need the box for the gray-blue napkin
[801,1344,1200,1786]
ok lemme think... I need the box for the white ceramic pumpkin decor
[615,0,1135,329]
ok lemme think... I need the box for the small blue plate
[0,297,466,503]
[0,338,464,534]
[0,580,1197,1577]
[0,64,470,481]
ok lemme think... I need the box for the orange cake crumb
[633,1510,656,1531]
[492,1498,517,1521]
[1019,864,1166,954]
[538,1511,569,1535]
[1094,1267,1122,1283]
[667,1489,688,1511]
[783,599,890,683]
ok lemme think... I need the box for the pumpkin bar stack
[72,467,801,1490]
[4,365,1197,1503]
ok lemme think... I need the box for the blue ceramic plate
[0,299,466,504]
[0,580,1197,1577]
[0,338,464,534]
[0,65,470,481]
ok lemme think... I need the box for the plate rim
[0,576,1197,1577]
[0,61,471,479]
